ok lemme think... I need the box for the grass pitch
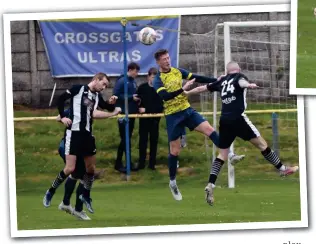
[14,106,300,230]
[296,1,316,88]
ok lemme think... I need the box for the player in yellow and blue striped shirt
[153,49,245,201]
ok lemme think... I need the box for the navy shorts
[59,138,86,180]
[165,107,205,142]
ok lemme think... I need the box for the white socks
[279,165,286,171]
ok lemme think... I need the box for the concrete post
[29,20,40,107]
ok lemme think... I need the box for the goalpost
[192,20,297,188]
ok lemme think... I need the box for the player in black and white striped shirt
[184,61,299,206]
[43,72,118,214]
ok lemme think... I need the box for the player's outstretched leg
[43,170,68,207]
[43,154,76,208]
[261,147,299,176]
[250,136,299,176]
[73,181,91,220]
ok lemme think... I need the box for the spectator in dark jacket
[137,67,164,170]
[113,62,140,173]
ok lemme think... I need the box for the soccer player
[153,49,245,201]
[183,61,299,206]
[43,72,116,214]
[55,107,121,220]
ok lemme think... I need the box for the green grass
[296,1,316,88]
[17,178,300,230]
[14,106,301,230]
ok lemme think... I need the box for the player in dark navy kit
[43,72,119,215]
[184,61,299,206]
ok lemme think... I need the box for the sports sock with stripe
[261,147,284,170]
[82,172,94,199]
[49,170,68,194]
[208,158,225,184]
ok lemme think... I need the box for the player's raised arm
[153,74,184,101]
[179,68,217,84]
[183,85,208,96]
[93,107,122,119]
[98,95,116,112]
[238,78,259,89]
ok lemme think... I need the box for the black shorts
[59,138,86,180]
[64,130,96,157]
[218,114,260,149]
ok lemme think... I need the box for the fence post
[272,112,279,157]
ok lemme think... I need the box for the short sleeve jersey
[207,73,249,119]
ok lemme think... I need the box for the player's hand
[56,114,61,122]
[183,78,195,91]
[248,83,260,89]
[139,107,146,113]
[183,90,189,96]
[217,74,226,81]
[133,94,141,102]
[61,117,72,126]
[113,107,122,115]
[109,95,118,104]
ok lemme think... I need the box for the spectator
[137,67,164,170]
[136,68,188,170]
[113,62,140,173]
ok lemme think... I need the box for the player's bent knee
[220,155,228,161]
[170,148,180,156]
[219,149,229,161]
[195,121,215,135]
[170,145,181,156]
[64,165,75,175]
[258,145,268,152]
